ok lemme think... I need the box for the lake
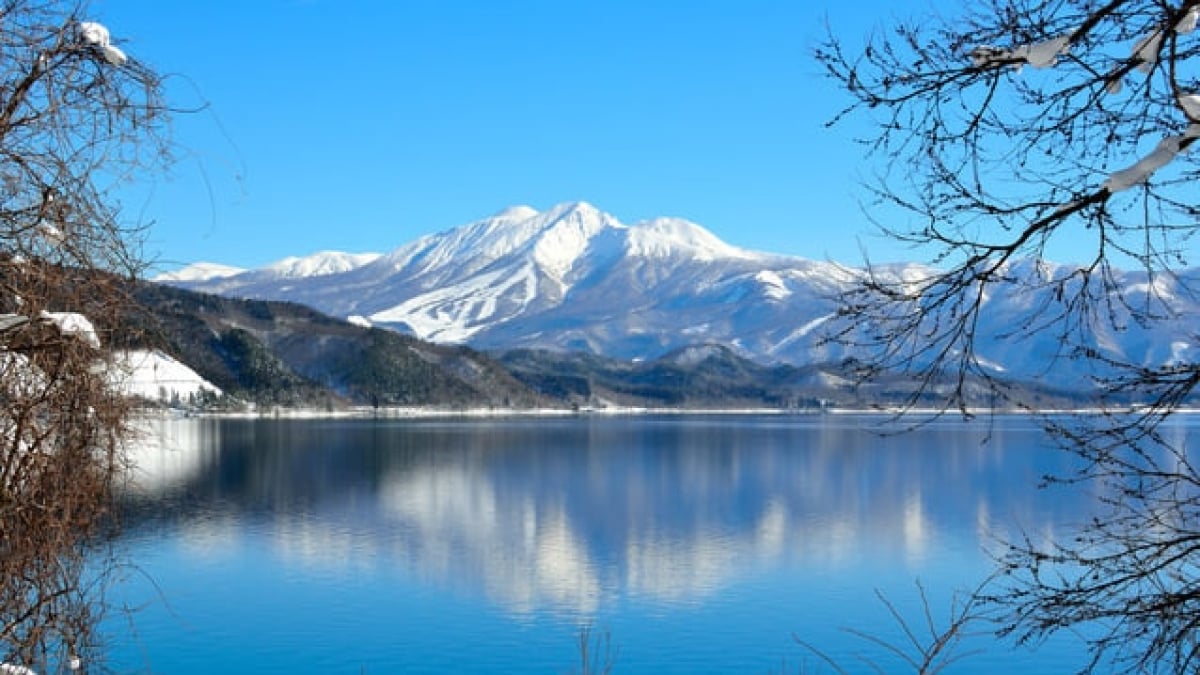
[106,413,1128,673]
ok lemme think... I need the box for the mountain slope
[113,282,549,408]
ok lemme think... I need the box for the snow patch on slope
[755,270,792,301]
[369,264,541,342]
[666,344,728,366]
[771,314,833,354]
[111,349,221,402]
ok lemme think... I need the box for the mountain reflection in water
[115,414,1106,672]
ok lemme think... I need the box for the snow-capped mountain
[159,202,1200,385]
[261,251,382,279]
[155,251,381,291]
[162,202,856,360]
[153,262,245,283]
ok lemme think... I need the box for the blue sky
[93,1,903,272]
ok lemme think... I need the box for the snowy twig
[77,21,125,65]
[970,34,1072,70]
[1103,125,1200,192]
[38,311,100,349]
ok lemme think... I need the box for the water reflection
[121,415,1090,619]
[123,416,220,493]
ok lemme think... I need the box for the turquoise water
[106,414,1107,673]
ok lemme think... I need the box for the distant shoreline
[137,405,1200,422]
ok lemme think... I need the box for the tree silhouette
[0,1,172,671]
[820,0,1200,671]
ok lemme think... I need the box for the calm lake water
[105,413,1146,673]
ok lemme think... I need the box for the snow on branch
[38,311,100,349]
[76,21,109,46]
[1103,124,1200,192]
[1132,31,1166,72]
[969,5,1200,81]
[965,6,1200,194]
[1181,5,1200,33]
[77,20,126,65]
[970,34,1072,70]
[1129,6,1200,73]
[36,222,63,245]
[1180,94,1200,120]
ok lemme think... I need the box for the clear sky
[91,1,908,273]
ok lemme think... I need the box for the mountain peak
[540,201,606,222]
[491,205,539,221]
[628,217,758,261]
[262,251,383,278]
[527,202,624,280]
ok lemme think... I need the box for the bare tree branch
[822,0,1200,671]
[0,2,172,672]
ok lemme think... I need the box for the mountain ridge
[159,202,1200,388]
[161,202,851,358]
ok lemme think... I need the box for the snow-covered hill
[159,202,1200,386]
[111,349,222,403]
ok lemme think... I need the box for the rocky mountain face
[160,202,1200,392]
